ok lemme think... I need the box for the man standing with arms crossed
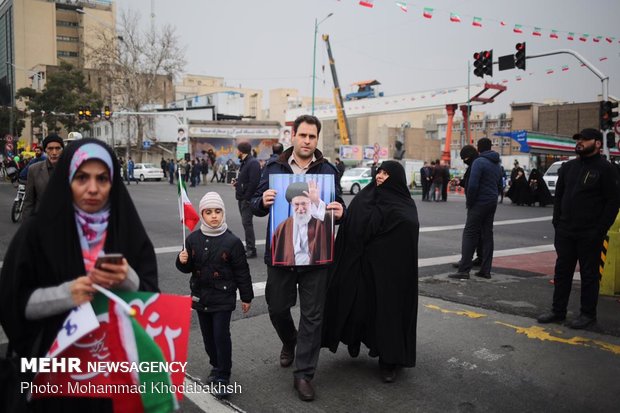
[22,133,64,220]
[252,114,345,401]
[538,128,620,329]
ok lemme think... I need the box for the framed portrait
[269,174,335,266]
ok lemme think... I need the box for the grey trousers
[265,266,329,380]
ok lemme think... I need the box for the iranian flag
[579,33,589,42]
[605,37,614,44]
[550,30,559,39]
[423,7,433,18]
[359,0,374,8]
[561,65,569,71]
[532,27,542,36]
[513,24,523,34]
[178,175,199,231]
[600,57,608,62]
[472,17,482,27]
[449,12,461,23]
[33,292,192,413]
[395,1,407,13]
[593,36,602,43]
[546,68,555,75]
[567,32,575,40]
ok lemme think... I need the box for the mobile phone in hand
[95,253,124,270]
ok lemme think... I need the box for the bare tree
[86,10,186,161]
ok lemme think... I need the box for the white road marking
[420,216,552,233]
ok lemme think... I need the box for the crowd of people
[0,119,618,409]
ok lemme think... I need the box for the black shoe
[472,257,482,267]
[212,379,230,399]
[293,378,315,401]
[347,343,360,358]
[280,343,295,367]
[474,271,491,279]
[448,272,470,280]
[379,362,397,383]
[537,312,566,324]
[246,250,257,258]
[567,314,596,330]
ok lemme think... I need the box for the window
[57,35,78,42]
[57,51,79,57]
[57,20,79,27]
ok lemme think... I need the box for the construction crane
[322,34,351,145]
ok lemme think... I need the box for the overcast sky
[116,0,620,115]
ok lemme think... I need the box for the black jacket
[553,154,620,235]
[235,155,261,201]
[176,230,254,312]
[251,147,346,265]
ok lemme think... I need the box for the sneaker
[448,272,470,280]
[536,312,566,324]
[474,271,491,279]
[567,314,596,330]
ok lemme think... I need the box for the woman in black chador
[322,161,419,383]
[527,168,553,207]
[506,167,531,206]
[0,139,158,412]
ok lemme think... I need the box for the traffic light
[78,106,85,120]
[482,49,493,76]
[606,132,616,149]
[473,51,484,78]
[104,105,111,120]
[515,42,526,70]
[473,50,493,78]
[85,106,92,120]
[600,100,619,130]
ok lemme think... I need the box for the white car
[542,160,567,197]
[340,167,372,195]
[134,163,164,181]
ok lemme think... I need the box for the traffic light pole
[520,48,610,158]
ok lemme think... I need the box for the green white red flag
[513,24,523,34]
[423,7,433,18]
[359,0,374,8]
[177,174,199,231]
[449,12,461,23]
[472,17,482,27]
[33,292,192,413]
[395,1,407,12]
[550,30,559,39]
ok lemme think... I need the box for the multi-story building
[175,74,263,120]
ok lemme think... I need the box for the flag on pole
[359,0,374,8]
[532,27,542,36]
[513,24,523,34]
[579,33,589,42]
[550,30,559,39]
[423,7,433,18]
[472,17,482,27]
[567,32,575,40]
[33,292,192,413]
[395,1,407,12]
[178,176,199,231]
[449,12,461,22]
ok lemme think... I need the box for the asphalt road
[1,180,618,413]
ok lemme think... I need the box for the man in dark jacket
[450,138,502,280]
[538,128,620,329]
[251,114,345,401]
[236,141,261,258]
[23,134,64,220]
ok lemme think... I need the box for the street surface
[1,180,618,413]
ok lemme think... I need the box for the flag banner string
[349,1,620,46]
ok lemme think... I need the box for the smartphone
[94,253,124,269]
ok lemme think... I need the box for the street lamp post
[311,12,333,115]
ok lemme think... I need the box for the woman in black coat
[506,168,531,206]
[528,168,553,207]
[0,139,158,412]
[322,161,419,383]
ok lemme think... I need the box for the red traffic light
[516,42,525,51]
[473,52,480,60]
[483,51,491,59]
